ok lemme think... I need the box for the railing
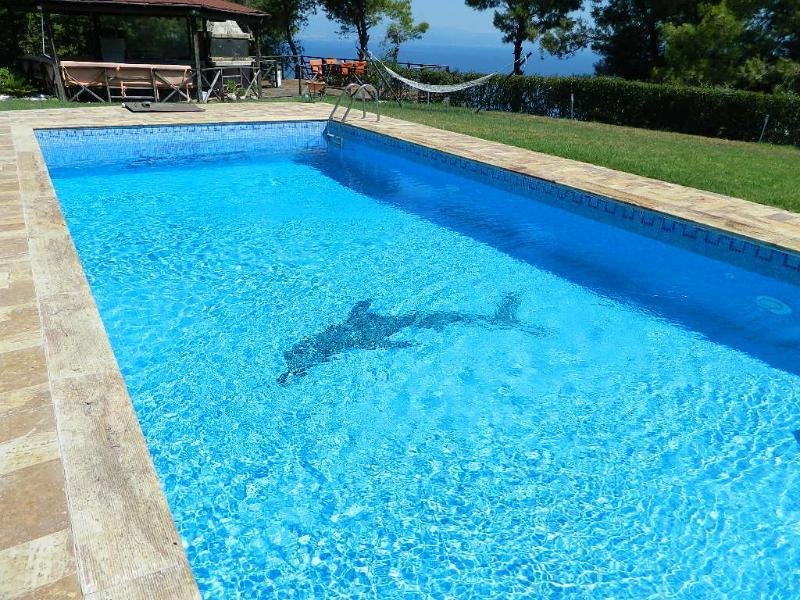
[198,65,263,102]
[299,54,449,72]
[328,84,381,137]
[262,54,449,94]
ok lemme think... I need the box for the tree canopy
[2,0,798,97]
[591,0,799,93]
[320,0,426,59]
[465,0,585,74]
[590,0,699,80]
[381,3,429,62]
[250,0,318,60]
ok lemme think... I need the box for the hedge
[378,68,800,146]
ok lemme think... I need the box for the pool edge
[1,104,333,600]
[335,117,800,257]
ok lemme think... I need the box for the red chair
[309,59,323,78]
[324,58,340,77]
[353,61,367,79]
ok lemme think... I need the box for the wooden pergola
[6,0,269,101]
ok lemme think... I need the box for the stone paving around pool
[0,102,798,599]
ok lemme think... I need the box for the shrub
[0,67,37,97]
[377,67,800,146]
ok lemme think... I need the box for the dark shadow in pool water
[294,145,800,377]
[278,293,546,385]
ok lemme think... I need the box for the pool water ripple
[41,128,800,598]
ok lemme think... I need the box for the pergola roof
[7,0,268,21]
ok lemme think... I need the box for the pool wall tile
[34,118,800,285]
[329,121,800,284]
[36,120,328,170]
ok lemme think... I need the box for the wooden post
[254,21,262,98]
[91,14,102,59]
[43,10,66,101]
[190,14,203,102]
[297,62,302,96]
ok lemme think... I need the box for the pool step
[325,131,344,148]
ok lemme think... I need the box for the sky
[298,0,598,75]
[302,0,506,44]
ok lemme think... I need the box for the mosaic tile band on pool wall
[36,120,328,169]
[328,121,800,284]
[34,118,800,284]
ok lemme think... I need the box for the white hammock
[370,53,496,94]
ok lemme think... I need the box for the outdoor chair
[106,64,157,101]
[304,78,326,96]
[309,59,324,78]
[324,58,340,77]
[152,66,193,102]
[304,58,327,96]
[60,62,109,102]
[353,61,367,81]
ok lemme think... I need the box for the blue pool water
[39,122,800,598]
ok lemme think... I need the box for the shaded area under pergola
[6,0,269,101]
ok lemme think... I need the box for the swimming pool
[38,121,800,598]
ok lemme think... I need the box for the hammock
[381,63,495,93]
[368,52,496,94]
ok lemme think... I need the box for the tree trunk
[510,27,526,112]
[513,38,524,75]
[645,7,661,72]
[357,25,369,59]
[286,27,300,68]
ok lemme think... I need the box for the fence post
[758,114,770,143]
[296,61,302,96]
[570,92,575,119]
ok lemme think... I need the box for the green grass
[0,98,103,111]
[326,100,800,212]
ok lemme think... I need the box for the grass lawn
[0,98,98,111]
[3,96,798,212]
[325,100,800,213]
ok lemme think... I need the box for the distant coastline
[301,39,597,76]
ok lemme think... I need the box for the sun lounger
[60,61,193,102]
[60,63,108,101]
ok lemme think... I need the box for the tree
[730,0,799,92]
[591,0,699,80]
[250,0,317,61]
[321,0,424,59]
[731,0,799,61]
[660,1,745,86]
[464,0,585,75]
[658,0,800,93]
[381,4,429,62]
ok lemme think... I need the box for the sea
[302,39,597,76]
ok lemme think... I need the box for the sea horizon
[300,39,597,76]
